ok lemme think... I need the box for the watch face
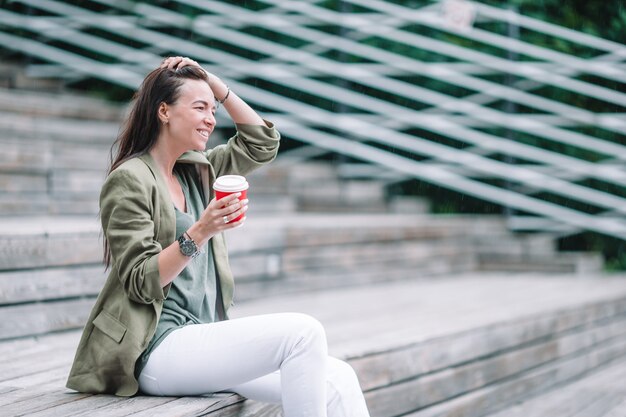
[179,236,198,257]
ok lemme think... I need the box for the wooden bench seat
[1,273,626,417]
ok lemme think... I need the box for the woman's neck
[149,136,182,179]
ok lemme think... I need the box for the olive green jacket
[66,121,279,396]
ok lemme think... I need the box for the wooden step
[472,232,557,257]
[279,239,470,273]
[477,251,604,274]
[1,274,626,416]
[0,265,105,305]
[0,87,125,121]
[0,216,101,270]
[232,254,478,302]
[0,112,118,144]
[483,358,626,417]
[403,335,626,417]
[389,196,431,214]
[229,274,626,417]
[0,63,66,92]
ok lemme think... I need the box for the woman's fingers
[202,193,248,227]
[160,56,201,71]
[227,216,247,229]
[217,193,241,208]
[221,201,249,222]
[160,56,183,69]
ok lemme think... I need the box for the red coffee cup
[214,175,249,223]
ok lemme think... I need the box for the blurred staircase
[0,84,605,341]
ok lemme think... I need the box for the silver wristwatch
[177,231,201,258]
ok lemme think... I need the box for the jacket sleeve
[100,168,167,304]
[206,119,280,177]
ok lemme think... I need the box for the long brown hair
[103,65,209,269]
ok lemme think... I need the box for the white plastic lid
[214,175,249,192]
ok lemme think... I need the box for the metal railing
[1,0,625,239]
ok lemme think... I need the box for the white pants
[138,312,370,417]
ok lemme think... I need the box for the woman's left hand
[160,56,228,102]
[160,56,202,71]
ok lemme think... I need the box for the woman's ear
[158,102,169,125]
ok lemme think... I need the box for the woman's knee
[282,313,328,354]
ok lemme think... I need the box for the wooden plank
[0,265,105,304]
[485,358,626,417]
[356,313,626,398]
[0,232,101,270]
[281,240,468,272]
[50,170,104,196]
[0,88,124,121]
[0,172,47,193]
[3,365,69,390]
[23,393,124,417]
[208,399,280,417]
[0,330,80,362]
[0,346,74,383]
[51,142,110,171]
[230,275,626,359]
[0,388,92,416]
[0,194,49,215]
[0,136,109,177]
[0,275,624,417]
[0,138,49,172]
[363,321,626,416]
[0,112,119,143]
[48,199,100,216]
[89,394,241,417]
[70,395,180,417]
[0,386,18,395]
[403,336,626,417]
[232,259,477,303]
[0,299,93,340]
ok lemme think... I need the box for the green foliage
[481,0,626,43]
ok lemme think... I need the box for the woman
[66,57,370,417]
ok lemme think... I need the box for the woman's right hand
[188,193,248,246]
